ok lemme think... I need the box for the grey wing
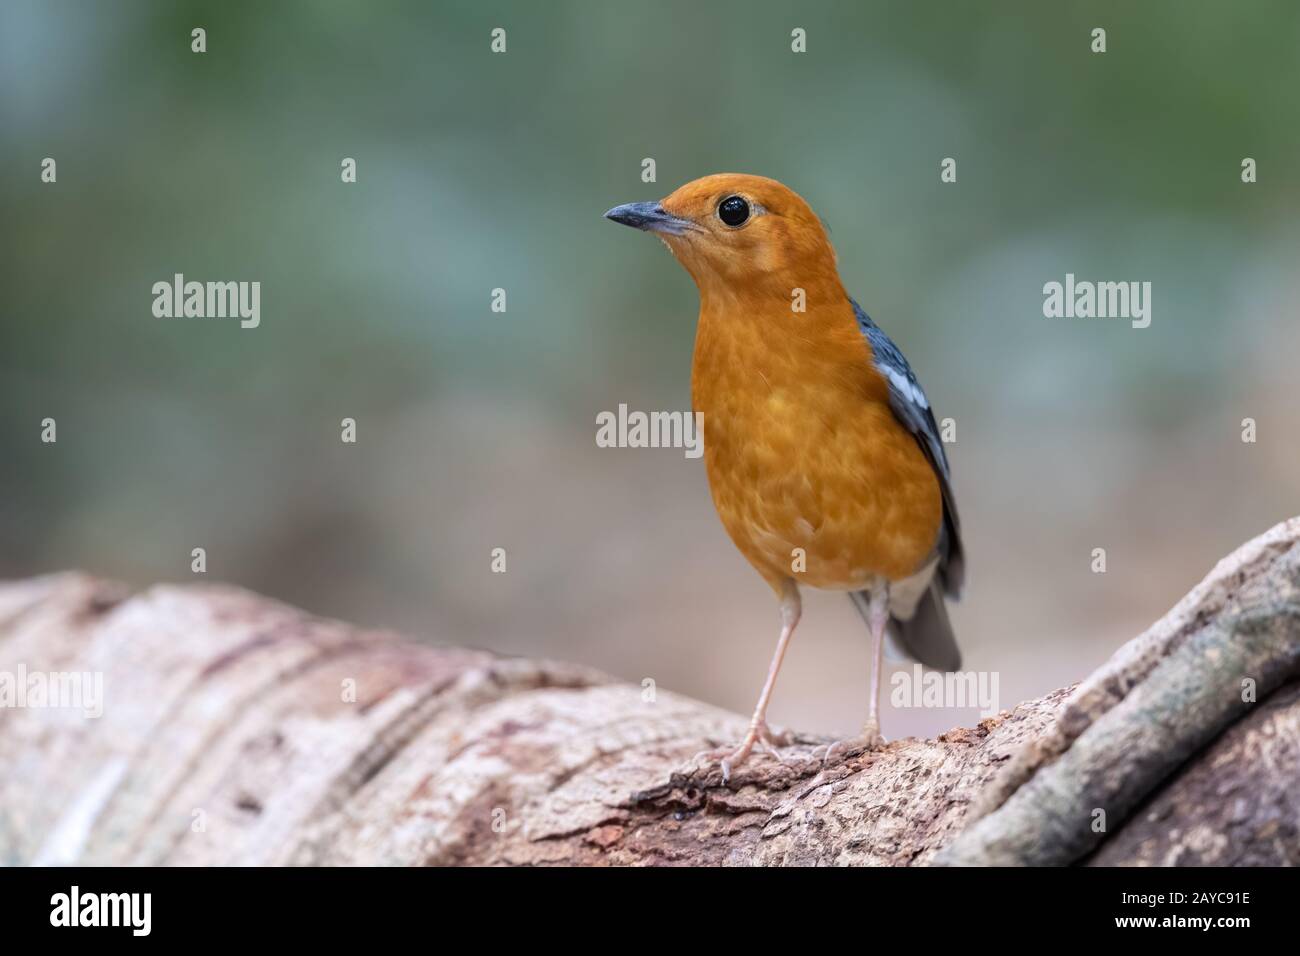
[852,299,964,596]
[850,299,964,671]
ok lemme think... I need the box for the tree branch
[2,517,1297,866]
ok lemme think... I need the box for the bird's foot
[691,721,792,784]
[814,718,885,767]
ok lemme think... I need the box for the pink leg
[695,581,801,782]
[746,583,801,739]
[864,581,888,738]
[818,581,889,765]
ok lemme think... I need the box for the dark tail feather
[892,581,961,671]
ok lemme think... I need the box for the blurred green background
[3,1,1297,738]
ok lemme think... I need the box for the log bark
[1,517,1298,866]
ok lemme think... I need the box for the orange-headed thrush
[605,174,964,779]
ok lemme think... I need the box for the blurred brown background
[2,1,1298,738]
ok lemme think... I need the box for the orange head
[604,173,844,302]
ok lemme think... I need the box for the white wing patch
[884,367,929,410]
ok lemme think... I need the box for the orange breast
[691,299,942,595]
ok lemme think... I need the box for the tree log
[1,517,1298,866]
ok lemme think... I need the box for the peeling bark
[2,517,1298,866]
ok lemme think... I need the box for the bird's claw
[814,719,885,767]
[691,721,791,784]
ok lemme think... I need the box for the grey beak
[603,201,696,236]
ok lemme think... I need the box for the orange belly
[692,309,942,594]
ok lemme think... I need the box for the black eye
[718,195,750,227]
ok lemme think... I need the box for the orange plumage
[606,174,962,779]
[690,262,942,596]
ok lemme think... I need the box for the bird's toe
[816,723,886,767]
